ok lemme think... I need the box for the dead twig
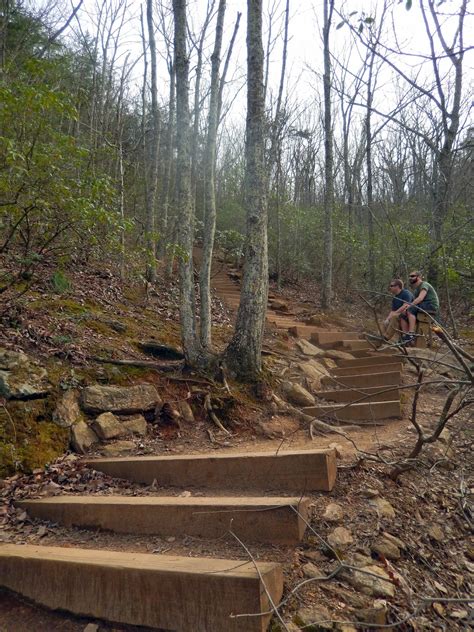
[204,392,231,435]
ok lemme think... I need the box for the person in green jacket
[403,271,440,344]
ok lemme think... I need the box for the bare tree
[321,0,335,308]
[225,0,268,378]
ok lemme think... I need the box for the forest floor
[0,257,472,631]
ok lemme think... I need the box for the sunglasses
[409,275,418,278]
[389,284,397,287]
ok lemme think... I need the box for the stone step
[322,370,401,390]
[303,400,401,421]
[85,449,337,492]
[18,496,310,545]
[315,385,400,403]
[0,544,282,632]
[310,331,361,346]
[332,362,402,377]
[335,355,400,368]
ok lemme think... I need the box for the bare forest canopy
[0,1,472,357]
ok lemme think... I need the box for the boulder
[176,401,194,423]
[269,299,289,312]
[324,349,355,361]
[281,381,316,407]
[71,421,98,454]
[354,601,388,626]
[322,358,338,370]
[342,564,396,598]
[298,363,324,388]
[0,349,49,400]
[53,390,82,428]
[307,359,329,376]
[305,315,324,327]
[122,414,147,436]
[296,339,325,358]
[100,440,135,457]
[92,412,124,440]
[81,384,161,414]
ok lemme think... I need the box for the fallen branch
[88,356,182,372]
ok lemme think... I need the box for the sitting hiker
[382,279,413,341]
[404,271,440,344]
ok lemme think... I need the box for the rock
[327,526,353,550]
[342,564,396,598]
[0,349,49,400]
[296,339,325,357]
[336,625,357,632]
[92,412,124,440]
[349,553,373,568]
[81,384,161,414]
[83,624,99,632]
[354,601,388,626]
[371,536,401,560]
[382,532,406,550]
[269,299,289,312]
[71,421,98,454]
[298,363,324,387]
[427,525,444,543]
[323,503,344,522]
[122,415,147,436]
[258,417,300,438]
[306,315,324,327]
[361,487,380,498]
[302,562,322,579]
[53,390,83,428]
[281,381,315,407]
[324,349,355,361]
[100,440,135,457]
[176,400,194,423]
[322,358,338,370]
[105,319,127,333]
[369,497,395,519]
[307,359,330,375]
[295,605,333,630]
[138,341,184,360]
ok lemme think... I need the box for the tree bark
[321,0,334,308]
[172,0,200,365]
[199,0,227,349]
[224,0,268,379]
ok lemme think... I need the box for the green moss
[0,399,68,477]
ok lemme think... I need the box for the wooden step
[303,400,401,421]
[322,370,401,389]
[18,496,310,545]
[85,449,337,492]
[335,355,400,368]
[288,325,320,339]
[0,544,282,632]
[332,362,402,376]
[315,385,400,403]
[341,340,373,351]
[350,348,398,358]
[310,331,360,346]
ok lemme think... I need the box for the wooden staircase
[1,449,337,631]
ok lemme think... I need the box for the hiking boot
[401,333,415,346]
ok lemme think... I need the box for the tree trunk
[224,0,268,379]
[321,0,334,309]
[146,0,161,271]
[199,0,227,349]
[172,0,200,365]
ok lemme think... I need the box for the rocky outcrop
[81,384,161,414]
[0,349,50,400]
[53,390,83,428]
